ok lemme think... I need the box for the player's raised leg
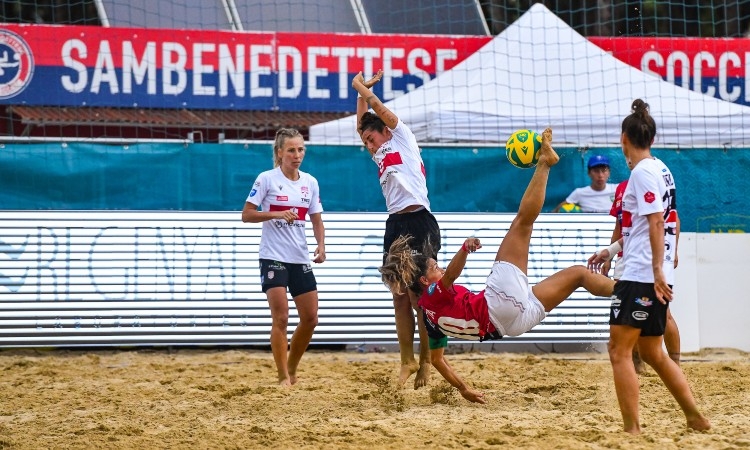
[495,127,559,274]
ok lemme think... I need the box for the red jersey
[418,279,499,342]
[609,180,628,258]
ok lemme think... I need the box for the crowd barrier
[0,211,615,348]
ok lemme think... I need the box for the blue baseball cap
[588,155,610,169]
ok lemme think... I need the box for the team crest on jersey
[0,30,34,99]
[300,186,309,196]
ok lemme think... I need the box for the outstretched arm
[352,71,398,130]
[430,347,485,404]
[440,237,481,290]
[355,70,383,140]
[600,219,622,276]
[587,237,622,273]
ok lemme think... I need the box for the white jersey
[565,183,617,213]
[619,158,677,284]
[371,119,431,213]
[246,167,323,264]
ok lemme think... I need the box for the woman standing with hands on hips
[242,128,326,387]
[353,69,440,389]
[590,99,709,434]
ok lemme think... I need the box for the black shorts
[259,259,317,297]
[610,280,669,336]
[383,208,441,264]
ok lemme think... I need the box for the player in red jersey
[380,128,615,403]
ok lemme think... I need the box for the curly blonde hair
[378,235,432,296]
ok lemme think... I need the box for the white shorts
[484,261,547,337]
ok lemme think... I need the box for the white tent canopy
[310,3,750,147]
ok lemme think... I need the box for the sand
[0,347,747,449]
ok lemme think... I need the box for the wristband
[461,242,468,253]
[607,241,622,258]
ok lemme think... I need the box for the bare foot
[539,127,559,167]
[624,427,641,435]
[278,377,292,387]
[687,416,711,431]
[413,362,431,389]
[289,374,298,385]
[398,361,419,386]
[632,351,645,374]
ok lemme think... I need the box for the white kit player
[353,70,441,388]
[242,128,326,387]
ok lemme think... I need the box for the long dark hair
[379,235,433,296]
[358,111,386,135]
[621,99,656,149]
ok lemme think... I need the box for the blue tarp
[0,142,747,233]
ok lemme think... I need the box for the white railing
[0,211,615,347]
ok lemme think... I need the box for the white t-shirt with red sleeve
[619,158,678,284]
[246,167,323,264]
[371,119,430,213]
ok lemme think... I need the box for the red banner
[590,37,750,106]
[0,24,489,111]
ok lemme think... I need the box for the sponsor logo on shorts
[610,297,621,308]
[612,308,620,318]
[303,264,312,273]
[635,296,652,307]
[632,311,648,321]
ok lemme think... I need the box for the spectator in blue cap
[553,154,617,213]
